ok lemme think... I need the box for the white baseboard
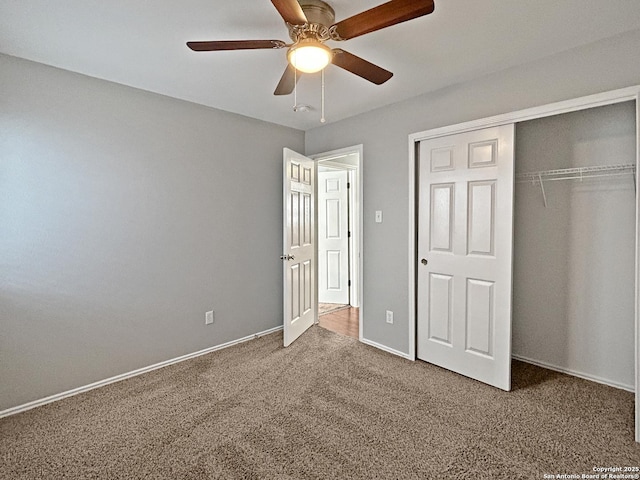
[360,337,413,361]
[512,354,634,392]
[0,325,283,419]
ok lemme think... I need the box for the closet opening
[512,101,636,392]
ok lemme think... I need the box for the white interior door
[417,125,515,390]
[283,148,316,347]
[318,169,349,305]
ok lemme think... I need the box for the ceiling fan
[187,0,435,95]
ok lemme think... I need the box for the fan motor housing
[288,0,336,42]
[299,0,335,26]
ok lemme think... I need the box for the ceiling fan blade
[331,49,393,85]
[331,0,434,40]
[274,64,300,95]
[187,40,286,51]
[271,0,308,25]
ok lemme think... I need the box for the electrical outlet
[205,310,214,325]
[386,310,393,324]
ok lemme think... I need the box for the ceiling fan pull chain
[293,67,297,110]
[320,68,326,123]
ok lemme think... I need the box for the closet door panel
[467,181,496,256]
[417,125,514,391]
[430,183,454,252]
[465,278,495,358]
[428,273,453,346]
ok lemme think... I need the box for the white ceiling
[2,0,640,131]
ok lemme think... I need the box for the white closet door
[417,125,515,391]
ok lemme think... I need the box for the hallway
[318,306,359,339]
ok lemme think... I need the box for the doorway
[312,145,363,340]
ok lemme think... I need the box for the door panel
[326,251,341,289]
[291,264,300,321]
[283,149,316,347]
[326,199,341,238]
[467,181,496,256]
[430,183,454,252]
[465,278,494,357]
[428,273,453,345]
[290,191,300,247]
[318,169,349,304]
[417,125,514,391]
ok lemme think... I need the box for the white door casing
[318,169,349,304]
[283,148,316,347]
[417,125,515,390]
[311,144,364,340]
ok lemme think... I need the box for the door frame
[311,144,364,341]
[407,85,640,441]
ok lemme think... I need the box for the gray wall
[305,29,640,356]
[0,54,304,411]
[3,27,640,411]
[513,103,636,388]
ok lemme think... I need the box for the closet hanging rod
[515,163,635,184]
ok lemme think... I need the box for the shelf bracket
[538,173,548,208]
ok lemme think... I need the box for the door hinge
[348,280,352,287]
[348,231,351,238]
[347,182,351,189]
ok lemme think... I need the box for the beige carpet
[1,326,638,479]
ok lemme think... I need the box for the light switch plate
[375,210,383,223]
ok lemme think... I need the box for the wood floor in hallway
[318,307,359,339]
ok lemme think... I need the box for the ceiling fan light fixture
[287,39,331,73]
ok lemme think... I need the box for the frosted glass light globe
[288,41,331,73]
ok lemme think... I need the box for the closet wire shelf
[515,163,636,184]
[515,163,636,207]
